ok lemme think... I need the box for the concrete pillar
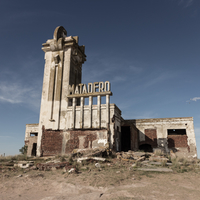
[72,98,76,129]
[89,96,93,128]
[80,97,84,128]
[97,95,101,128]
[106,95,110,126]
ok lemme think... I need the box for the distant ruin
[25,26,197,158]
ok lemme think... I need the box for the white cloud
[190,97,200,102]
[110,76,126,83]
[0,81,41,110]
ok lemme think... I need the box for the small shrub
[19,145,27,155]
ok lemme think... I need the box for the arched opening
[139,144,153,152]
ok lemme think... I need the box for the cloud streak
[178,0,194,7]
[0,80,41,110]
[190,97,200,102]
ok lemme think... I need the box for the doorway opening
[31,143,37,156]
[121,126,131,151]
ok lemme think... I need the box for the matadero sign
[68,81,112,97]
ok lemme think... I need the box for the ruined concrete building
[25,26,197,158]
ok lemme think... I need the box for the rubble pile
[116,150,170,164]
[0,148,199,174]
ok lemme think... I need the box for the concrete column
[97,95,101,128]
[80,97,84,128]
[89,96,93,128]
[72,98,76,129]
[106,95,110,126]
[66,98,69,108]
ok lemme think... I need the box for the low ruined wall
[41,127,108,156]
[41,129,63,156]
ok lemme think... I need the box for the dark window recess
[68,99,73,106]
[167,129,186,135]
[76,98,80,106]
[30,133,38,136]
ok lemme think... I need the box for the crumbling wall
[132,117,196,157]
[139,129,157,148]
[40,127,108,155]
[41,127,63,156]
[168,135,188,148]
[25,124,39,156]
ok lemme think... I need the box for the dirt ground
[1,164,200,200]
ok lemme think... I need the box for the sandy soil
[1,168,200,200]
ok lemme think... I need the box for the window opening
[84,97,89,105]
[167,129,186,135]
[76,98,80,106]
[93,96,97,105]
[101,96,106,104]
[68,98,73,106]
[30,133,38,137]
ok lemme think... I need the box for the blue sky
[0,0,199,157]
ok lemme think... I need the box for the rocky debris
[68,168,75,173]
[36,161,69,171]
[95,163,101,168]
[149,156,168,162]
[138,168,173,172]
[14,161,34,169]
[3,161,15,166]
[149,161,162,165]
[116,151,174,170]
[116,151,148,161]
[72,147,110,159]
[136,156,145,162]
[77,157,106,163]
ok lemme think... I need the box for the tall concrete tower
[37,26,86,156]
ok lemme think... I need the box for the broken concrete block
[133,152,146,157]
[68,168,75,173]
[14,161,34,169]
[149,161,162,165]
[95,163,101,168]
[136,156,145,162]
[149,156,168,162]
[77,157,106,163]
